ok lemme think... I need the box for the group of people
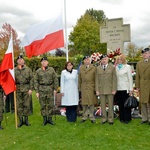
[61,47,150,126]
[0,47,150,130]
[0,55,59,129]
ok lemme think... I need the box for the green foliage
[85,8,106,24]
[1,56,142,76]
[69,11,107,56]
[0,92,150,150]
[126,57,142,63]
[19,57,74,75]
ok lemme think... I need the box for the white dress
[60,69,79,106]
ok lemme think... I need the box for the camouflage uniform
[34,66,58,124]
[15,65,33,126]
[0,86,4,129]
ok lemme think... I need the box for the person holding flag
[15,55,33,127]
[0,35,16,129]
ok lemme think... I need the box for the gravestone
[100,18,130,54]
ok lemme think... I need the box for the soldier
[0,86,4,130]
[96,54,117,125]
[78,56,97,123]
[34,57,58,126]
[136,48,150,125]
[15,55,33,127]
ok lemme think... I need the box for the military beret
[83,56,90,60]
[41,57,48,62]
[100,54,108,60]
[16,55,24,61]
[141,48,150,53]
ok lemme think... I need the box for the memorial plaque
[100,18,130,54]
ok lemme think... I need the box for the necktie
[103,65,106,71]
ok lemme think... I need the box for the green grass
[0,92,150,150]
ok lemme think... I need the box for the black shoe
[149,122,150,125]
[81,119,86,123]
[18,117,24,128]
[11,110,14,114]
[140,120,148,124]
[101,121,107,124]
[124,121,129,124]
[109,122,114,125]
[0,126,3,130]
[91,120,96,123]
[48,120,55,125]
[24,116,31,126]
[47,117,55,125]
[120,120,124,123]
[42,116,47,126]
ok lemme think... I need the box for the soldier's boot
[42,116,47,126]
[24,116,31,126]
[0,121,4,130]
[18,117,24,127]
[47,117,55,125]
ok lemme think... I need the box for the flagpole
[64,0,68,61]
[11,33,18,129]
[14,91,18,129]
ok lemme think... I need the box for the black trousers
[66,106,77,122]
[115,91,131,122]
[5,92,14,113]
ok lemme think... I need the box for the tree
[0,23,21,59]
[85,8,106,25]
[55,48,65,57]
[69,10,107,56]
[125,43,142,58]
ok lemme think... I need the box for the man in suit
[78,56,97,123]
[96,54,117,125]
[135,48,150,125]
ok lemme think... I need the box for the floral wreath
[91,48,122,64]
[107,48,122,64]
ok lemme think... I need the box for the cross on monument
[100,18,130,54]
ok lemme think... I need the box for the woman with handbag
[115,54,133,124]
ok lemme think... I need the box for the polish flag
[22,13,64,58]
[0,36,16,95]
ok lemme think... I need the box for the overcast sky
[0,0,150,48]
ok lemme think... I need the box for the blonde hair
[116,54,127,64]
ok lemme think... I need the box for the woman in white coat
[115,54,133,124]
[60,61,79,122]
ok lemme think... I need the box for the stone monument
[100,18,130,54]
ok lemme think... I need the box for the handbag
[124,96,138,108]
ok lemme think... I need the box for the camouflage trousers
[16,91,31,118]
[39,92,54,117]
[0,90,4,121]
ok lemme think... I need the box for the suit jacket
[135,59,150,103]
[116,64,133,92]
[96,63,117,94]
[78,64,97,105]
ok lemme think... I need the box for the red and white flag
[22,13,64,58]
[0,35,16,95]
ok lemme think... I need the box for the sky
[0,0,150,48]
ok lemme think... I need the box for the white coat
[116,64,133,92]
[60,69,79,106]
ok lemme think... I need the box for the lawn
[0,92,150,150]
